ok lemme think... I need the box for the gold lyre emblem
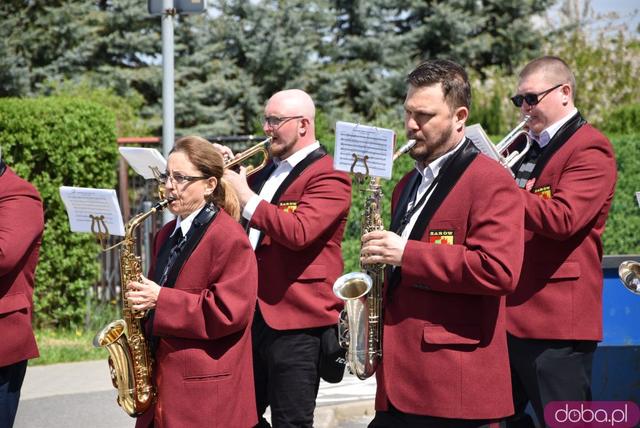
[350,153,370,184]
[90,214,110,250]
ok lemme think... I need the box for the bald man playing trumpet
[223,89,352,427]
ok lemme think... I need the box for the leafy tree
[1,0,558,136]
[0,0,161,119]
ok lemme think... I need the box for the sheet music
[465,124,501,161]
[59,187,125,236]
[334,121,395,179]
[118,147,167,179]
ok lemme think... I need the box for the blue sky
[584,0,638,32]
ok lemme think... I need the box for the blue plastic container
[593,255,640,402]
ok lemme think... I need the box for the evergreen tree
[0,0,557,136]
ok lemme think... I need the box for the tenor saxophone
[93,198,171,416]
[332,140,416,379]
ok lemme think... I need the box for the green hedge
[603,134,640,255]
[0,97,118,328]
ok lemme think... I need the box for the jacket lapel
[530,112,586,180]
[407,139,478,241]
[271,147,327,205]
[387,139,479,296]
[389,171,421,233]
[162,203,219,289]
[254,147,327,248]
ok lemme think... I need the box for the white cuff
[242,195,263,221]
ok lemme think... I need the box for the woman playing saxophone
[126,136,259,428]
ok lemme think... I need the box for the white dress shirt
[171,204,205,238]
[529,107,578,148]
[243,142,321,249]
[400,137,466,241]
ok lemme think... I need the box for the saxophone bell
[333,272,375,378]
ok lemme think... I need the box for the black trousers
[252,308,328,428]
[368,403,493,428]
[0,360,27,428]
[504,334,597,428]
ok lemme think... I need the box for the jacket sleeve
[250,169,351,251]
[152,231,258,340]
[522,137,616,240]
[401,166,524,296]
[0,184,44,278]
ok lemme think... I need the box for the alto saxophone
[93,198,171,416]
[332,140,416,379]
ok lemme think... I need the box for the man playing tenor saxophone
[361,59,525,427]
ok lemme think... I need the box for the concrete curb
[317,400,375,427]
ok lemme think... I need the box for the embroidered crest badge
[278,201,298,213]
[429,230,454,245]
[533,185,552,200]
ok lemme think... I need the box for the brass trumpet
[495,115,531,170]
[224,137,272,176]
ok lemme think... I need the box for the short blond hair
[519,56,576,100]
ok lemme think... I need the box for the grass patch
[31,301,121,366]
[31,329,107,366]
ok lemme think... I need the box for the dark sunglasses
[510,83,564,107]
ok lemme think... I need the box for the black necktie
[395,172,443,237]
[158,228,186,286]
[515,142,543,188]
[146,228,186,354]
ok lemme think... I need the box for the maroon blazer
[249,154,351,330]
[375,153,524,419]
[0,166,43,368]
[136,209,258,428]
[506,122,616,340]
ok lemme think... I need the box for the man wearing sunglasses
[504,56,617,427]
[223,89,351,427]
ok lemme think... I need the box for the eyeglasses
[158,172,207,185]
[510,83,564,107]
[263,115,303,128]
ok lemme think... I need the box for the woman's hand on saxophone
[361,230,406,267]
[127,275,161,311]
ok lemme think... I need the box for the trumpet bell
[224,137,272,177]
[619,260,640,295]
[494,115,532,170]
[501,132,531,167]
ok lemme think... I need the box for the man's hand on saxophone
[360,230,406,267]
[126,275,161,311]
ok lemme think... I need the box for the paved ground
[14,360,375,427]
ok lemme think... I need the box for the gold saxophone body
[332,140,416,379]
[93,198,171,416]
